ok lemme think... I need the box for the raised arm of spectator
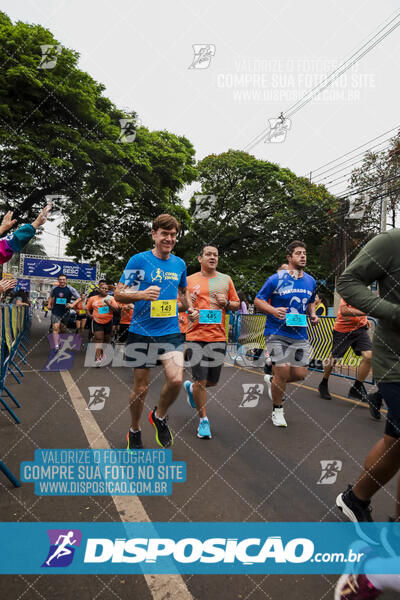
[0,203,52,264]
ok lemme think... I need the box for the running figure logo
[123,268,145,290]
[87,386,110,411]
[42,529,82,567]
[192,194,217,220]
[151,268,164,283]
[43,334,82,372]
[265,116,291,143]
[317,460,343,485]
[239,383,264,408]
[188,44,216,69]
[38,45,62,69]
[117,118,140,143]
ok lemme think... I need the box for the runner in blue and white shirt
[115,214,196,450]
[254,240,318,427]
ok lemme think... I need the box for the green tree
[348,133,400,232]
[177,150,338,296]
[0,10,197,280]
[65,128,197,281]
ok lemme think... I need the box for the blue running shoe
[184,380,196,409]
[197,418,212,439]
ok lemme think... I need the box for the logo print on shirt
[123,269,145,290]
[288,296,309,314]
[275,270,294,293]
[151,268,164,283]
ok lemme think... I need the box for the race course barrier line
[229,314,375,385]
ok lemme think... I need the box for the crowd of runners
[4,208,399,599]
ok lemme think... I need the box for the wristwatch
[225,300,230,310]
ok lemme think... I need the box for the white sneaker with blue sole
[184,380,196,408]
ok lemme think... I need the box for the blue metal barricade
[0,304,29,487]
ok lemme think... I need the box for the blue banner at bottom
[0,522,399,574]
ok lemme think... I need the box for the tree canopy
[0,11,197,280]
[177,150,338,295]
[348,132,400,232]
[0,11,340,294]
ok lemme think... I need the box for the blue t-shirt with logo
[119,250,187,336]
[256,270,316,340]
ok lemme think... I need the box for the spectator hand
[0,211,17,236]
[32,203,53,229]
[0,278,17,293]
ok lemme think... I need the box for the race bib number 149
[150,300,177,318]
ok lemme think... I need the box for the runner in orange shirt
[86,281,119,366]
[182,244,240,439]
[117,302,134,343]
[71,292,87,338]
[318,297,372,402]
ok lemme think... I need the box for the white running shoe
[264,374,272,401]
[271,406,287,427]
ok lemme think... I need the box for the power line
[243,12,400,153]
[310,125,400,176]
[284,11,400,119]
[311,138,394,184]
[285,21,400,119]
[42,227,69,241]
[335,172,400,200]
[315,154,391,189]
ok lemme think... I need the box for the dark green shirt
[337,228,400,382]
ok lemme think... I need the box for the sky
[2,0,400,258]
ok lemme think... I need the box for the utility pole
[380,196,387,232]
[334,197,349,315]
[57,220,61,258]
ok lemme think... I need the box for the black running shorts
[377,382,400,439]
[331,325,372,358]
[185,341,227,384]
[92,320,113,335]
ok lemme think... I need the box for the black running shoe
[348,383,369,403]
[336,484,373,522]
[149,408,173,448]
[368,392,382,421]
[318,381,332,400]
[126,430,143,450]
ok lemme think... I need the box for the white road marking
[60,370,193,600]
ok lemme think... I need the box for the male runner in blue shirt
[254,241,318,427]
[115,214,196,449]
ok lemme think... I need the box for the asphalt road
[0,312,398,600]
